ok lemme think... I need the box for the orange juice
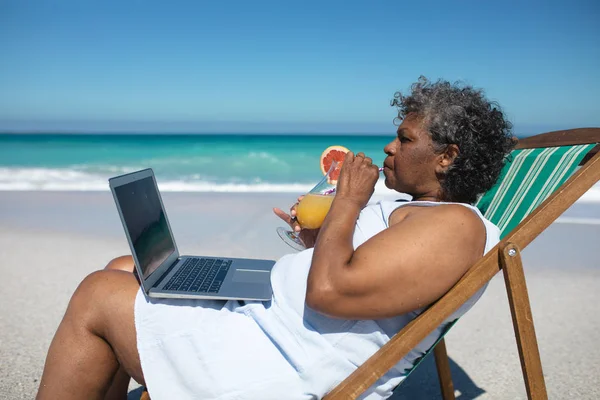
[296,194,334,229]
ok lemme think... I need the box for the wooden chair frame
[324,128,600,400]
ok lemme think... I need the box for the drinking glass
[276,161,338,251]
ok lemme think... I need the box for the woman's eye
[399,137,409,143]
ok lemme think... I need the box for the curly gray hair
[391,76,516,204]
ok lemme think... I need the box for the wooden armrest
[516,127,600,149]
[515,127,600,166]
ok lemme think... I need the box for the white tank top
[244,200,500,399]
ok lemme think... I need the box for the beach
[1,190,599,399]
[3,0,600,397]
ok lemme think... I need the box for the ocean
[0,133,395,193]
[1,133,599,203]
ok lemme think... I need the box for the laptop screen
[113,176,175,279]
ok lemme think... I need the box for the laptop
[109,168,275,301]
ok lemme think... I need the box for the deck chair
[324,127,600,400]
[139,128,599,400]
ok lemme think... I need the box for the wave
[1,167,599,204]
[0,167,310,192]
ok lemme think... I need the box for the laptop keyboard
[163,258,232,293]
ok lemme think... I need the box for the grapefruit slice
[320,145,350,184]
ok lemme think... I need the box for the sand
[0,191,599,399]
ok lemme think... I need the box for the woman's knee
[105,255,134,272]
[69,270,138,332]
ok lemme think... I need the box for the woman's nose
[384,141,395,155]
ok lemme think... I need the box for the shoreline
[2,184,600,201]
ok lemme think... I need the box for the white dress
[134,200,500,400]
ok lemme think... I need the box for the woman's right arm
[306,153,485,320]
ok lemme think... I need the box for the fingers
[273,207,291,224]
[344,151,355,163]
[351,152,374,167]
[355,152,373,164]
[340,151,379,178]
[273,207,301,232]
[291,196,304,218]
[345,151,368,163]
[290,200,301,231]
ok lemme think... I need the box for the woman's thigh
[135,300,305,399]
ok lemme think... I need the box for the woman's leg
[105,255,135,273]
[103,256,137,400]
[37,256,145,400]
[104,367,134,400]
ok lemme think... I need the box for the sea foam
[1,167,599,205]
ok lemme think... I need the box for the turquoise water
[0,134,393,192]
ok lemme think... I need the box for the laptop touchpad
[232,269,269,284]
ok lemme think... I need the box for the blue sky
[0,0,598,135]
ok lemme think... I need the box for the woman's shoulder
[390,201,484,231]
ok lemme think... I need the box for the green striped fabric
[475,144,596,238]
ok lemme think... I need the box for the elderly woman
[37,77,514,400]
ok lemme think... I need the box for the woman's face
[382,114,444,199]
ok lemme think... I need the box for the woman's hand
[335,152,380,210]
[273,195,320,248]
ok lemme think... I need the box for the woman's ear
[436,144,459,173]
